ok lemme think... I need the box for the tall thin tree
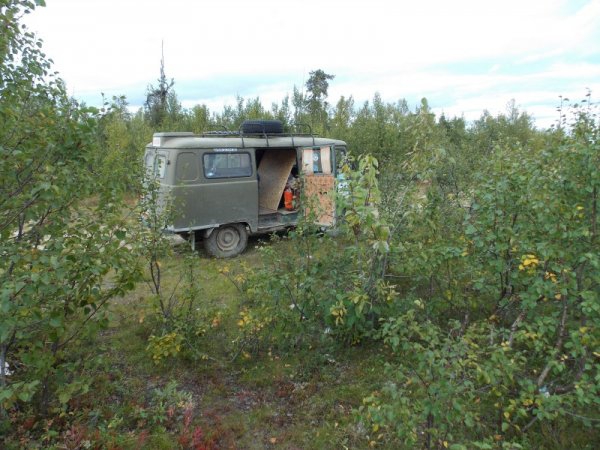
[144,41,174,128]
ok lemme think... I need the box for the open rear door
[301,145,336,227]
[257,149,297,212]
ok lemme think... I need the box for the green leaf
[58,391,72,405]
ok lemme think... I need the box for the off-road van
[143,120,347,257]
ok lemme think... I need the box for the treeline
[101,61,544,196]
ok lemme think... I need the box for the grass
[79,235,389,449]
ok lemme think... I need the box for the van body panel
[171,177,259,232]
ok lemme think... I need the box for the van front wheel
[203,224,248,258]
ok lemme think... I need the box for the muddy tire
[203,224,248,258]
[241,120,283,135]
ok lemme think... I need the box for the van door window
[144,153,153,178]
[203,152,252,178]
[176,152,199,181]
[153,155,167,179]
[335,146,347,170]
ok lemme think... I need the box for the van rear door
[301,145,336,227]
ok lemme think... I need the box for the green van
[143,120,347,257]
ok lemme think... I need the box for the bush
[358,99,600,447]
[0,0,142,420]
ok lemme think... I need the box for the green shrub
[358,99,600,448]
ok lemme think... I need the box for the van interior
[255,146,335,228]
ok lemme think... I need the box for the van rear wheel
[203,224,248,258]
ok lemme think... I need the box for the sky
[24,0,600,128]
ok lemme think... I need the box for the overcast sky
[25,0,600,128]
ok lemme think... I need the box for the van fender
[203,223,250,238]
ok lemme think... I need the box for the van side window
[203,152,252,178]
[176,152,199,181]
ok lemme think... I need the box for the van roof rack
[200,122,317,147]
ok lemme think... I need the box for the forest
[1,1,599,449]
